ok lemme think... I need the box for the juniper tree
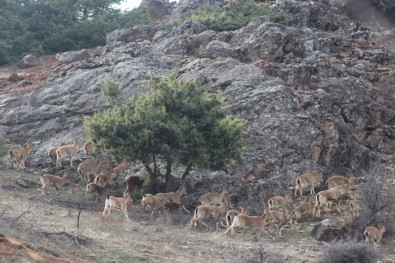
[84,75,244,192]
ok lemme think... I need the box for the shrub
[165,20,182,32]
[192,0,288,31]
[141,172,166,194]
[320,240,382,263]
[131,189,143,200]
[0,138,9,163]
[344,166,394,239]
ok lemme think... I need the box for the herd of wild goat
[8,138,386,246]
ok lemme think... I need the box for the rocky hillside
[0,0,394,187]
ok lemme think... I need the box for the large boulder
[57,49,91,64]
[311,219,346,242]
[18,54,43,68]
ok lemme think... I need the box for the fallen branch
[76,204,81,235]
[0,204,9,217]
[74,203,82,246]
[12,195,39,222]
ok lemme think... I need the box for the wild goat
[94,166,114,186]
[48,142,65,164]
[266,203,294,237]
[190,203,232,230]
[40,172,71,195]
[224,211,270,236]
[141,193,169,219]
[86,182,110,201]
[268,194,293,211]
[225,204,248,228]
[83,140,94,157]
[9,140,34,169]
[155,180,189,213]
[124,175,144,195]
[56,138,80,168]
[111,161,128,179]
[198,186,232,206]
[77,158,102,184]
[313,187,343,217]
[326,172,355,193]
[294,172,323,197]
[244,170,256,182]
[364,225,385,246]
[349,197,362,220]
[293,196,314,224]
[103,192,131,222]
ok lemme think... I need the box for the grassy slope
[0,167,393,263]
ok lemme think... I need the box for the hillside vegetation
[1,0,395,262]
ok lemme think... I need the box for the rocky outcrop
[0,0,394,202]
[57,49,91,64]
[18,54,43,68]
[311,219,346,242]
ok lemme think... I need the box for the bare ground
[0,167,394,263]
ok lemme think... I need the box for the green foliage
[165,20,182,32]
[191,1,288,31]
[0,138,9,162]
[101,79,126,107]
[0,0,151,66]
[141,172,166,194]
[118,6,150,28]
[84,75,245,188]
[371,0,395,11]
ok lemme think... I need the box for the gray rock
[57,49,91,64]
[18,54,43,68]
[311,219,346,242]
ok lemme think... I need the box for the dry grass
[0,167,394,263]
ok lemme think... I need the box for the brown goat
[111,161,129,179]
[326,172,355,193]
[295,172,323,197]
[124,175,144,194]
[364,225,386,246]
[225,211,270,236]
[40,172,71,195]
[268,194,293,211]
[9,140,34,169]
[77,158,102,184]
[191,203,232,230]
[141,193,169,220]
[103,192,131,222]
[266,203,294,237]
[293,196,314,224]
[155,180,189,213]
[94,166,114,186]
[56,138,80,168]
[48,142,65,164]
[83,140,94,157]
[86,182,110,201]
[225,204,249,228]
[313,187,343,217]
[198,186,232,206]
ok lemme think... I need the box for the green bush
[191,0,288,31]
[131,189,143,200]
[0,138,9,162]
[141,172,166,194]
[165,20,182,32]
[320,240,382,263]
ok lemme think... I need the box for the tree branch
[181,162,193,180]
